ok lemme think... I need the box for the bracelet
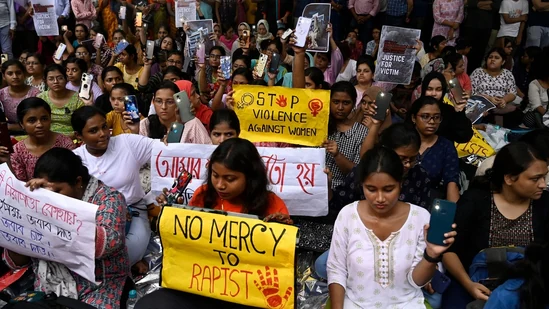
[423,249,442,264]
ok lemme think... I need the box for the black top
[438,104,474,144]
[449,188,549,271]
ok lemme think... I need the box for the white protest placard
[0,164,98,282]
[185,19,213,58]
[31,0,59,37]
[175,0,196,28]
[374,26,420,85]
[151,142,328,217]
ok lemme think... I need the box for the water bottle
[127,290,138,309]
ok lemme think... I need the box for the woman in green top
[38,64,84,138]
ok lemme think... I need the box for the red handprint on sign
[254,266,293,309]
[276,95,288,107]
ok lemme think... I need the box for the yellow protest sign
[233,85,330,146]
[443,97,495,158]
[455,128,496,158]
[159,207,298,308]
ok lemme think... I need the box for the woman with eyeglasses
[139,81,211,144]
[406,96,460,202]
[75,45,103,83]
[25,53,47,92]
[197,46,225,98]
[37,64,84,137]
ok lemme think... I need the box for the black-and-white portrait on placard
[302,3,331,53]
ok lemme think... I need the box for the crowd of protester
[0,0,547,308]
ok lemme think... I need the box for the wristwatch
[423,249,442,264]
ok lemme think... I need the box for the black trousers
[135,288,261,309]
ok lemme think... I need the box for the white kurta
[327,201,430,309]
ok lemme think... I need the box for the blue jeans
[526,26,549,48]
[0,26,13,59]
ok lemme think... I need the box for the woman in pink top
[71,0,97,29]
[139,80,211,144]
[0,60,41,132]
[432,0,464,46]
[0,97,75,181]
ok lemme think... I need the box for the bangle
[423,249,442,264]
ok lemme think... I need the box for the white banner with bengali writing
[0,164,98,282]
[151,142,329,217]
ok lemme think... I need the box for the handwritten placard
[175,0,196,28]
[159,207,297,308]
[233,85,330,147]
[374,26,420,85]
[31,0,59,37]
[0,164,98,282]
[151,142,328,217]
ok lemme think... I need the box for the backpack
[469,246,525,289]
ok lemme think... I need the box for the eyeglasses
[47,76,65,83]
[418,114,443,123]
[76,52,89,56]
[266,48,278,53]
[209,54,221,60]
[167,59,183,65]
[153,98,176,106]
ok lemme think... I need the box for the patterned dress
[3,178,129,309]
[432,0,464,46]
[10,134,76,182]
[0,87,41,123]
[38,91,84,135]
[326,122,369,189]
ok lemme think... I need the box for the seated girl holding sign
[7,148,130,309]
[142,137,291,309]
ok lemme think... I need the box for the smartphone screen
[119,6,127,20]
[373,92,393,121]
[146,40,155,59]
[0,123,13,154]
[449,78,464,104]
[173,91,195,123]
[124,95,140,122]
[427,199,457,246]
[197,43,205,64]
[220,56,232,80]
[136,12,142,26]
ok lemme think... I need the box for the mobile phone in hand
[373,92,393,122]
[124,95,140,122]
[220,56,232,80]
[427,199,457,246]
[448,78,464,104]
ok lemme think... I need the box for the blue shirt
[418,136,460,188]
